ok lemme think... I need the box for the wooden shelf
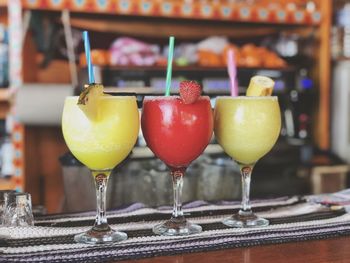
[104,86,234,95]
[100,66,294,95]
[0,178,14,190]
[67,16,316,39]
[0,89,10,102]
[332,57,350,62]
[23,0,321,26]
[105,87,162,94]
[0,0,6,8]
[100,65,293,72]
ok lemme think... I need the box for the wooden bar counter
[119,237,350,263]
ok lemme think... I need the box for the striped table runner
[1,196,350,263]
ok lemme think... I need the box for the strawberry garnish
[179,80,202,104]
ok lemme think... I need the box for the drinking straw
[83,31,95,84]
[165,36,175,96]
[227,49,238,97]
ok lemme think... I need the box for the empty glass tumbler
[0,190,15,225]
[3,192,34,227]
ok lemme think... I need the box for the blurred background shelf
[104,86,234,95]
[0,90,10,119]
[95,65,294,71]
[0,0,335,213]
[22,0,322,25]
[0,0,6,8]
[88,66,297,95]
[0,178,14,190]
[0,89,10,101]
[65,16,317,40]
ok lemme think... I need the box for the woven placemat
[0,196,349,263]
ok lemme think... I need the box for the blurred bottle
[0,116,14,178]
[0,120,7,178]
[286,68,313,141]
[0,24,9,87]
[295,68,313,140]
[0,134,14,178]
[333,3,350,59]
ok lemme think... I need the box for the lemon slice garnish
[77,83,104,121]
[246,76,275,96]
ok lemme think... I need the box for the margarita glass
[62,95,139,244]
[214,96,281,227]
[141,96,213,235]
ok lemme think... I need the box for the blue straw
[165,36,175,96]
[83,31,95,84]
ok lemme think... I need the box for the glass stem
[92,170,111,231]
[239,164,255,214]
[170,168,185,221]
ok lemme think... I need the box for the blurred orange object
[263,53,287,68]
[243,55,262,67]
[155,57,167,67]
[240,44,258,57]
[237,43,286,68]
[240,44,262,67]
[198,50,223,67]
[79,49,109,67]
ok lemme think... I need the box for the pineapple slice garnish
[77,83,104,121]
[246,76,275,96]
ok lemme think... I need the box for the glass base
[223,210,269,228]
[74,228,127,244]
[153,218,202,236]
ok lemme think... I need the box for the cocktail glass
[214,96,281,227]
[141,96,213,235]
[62,95,139,244]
